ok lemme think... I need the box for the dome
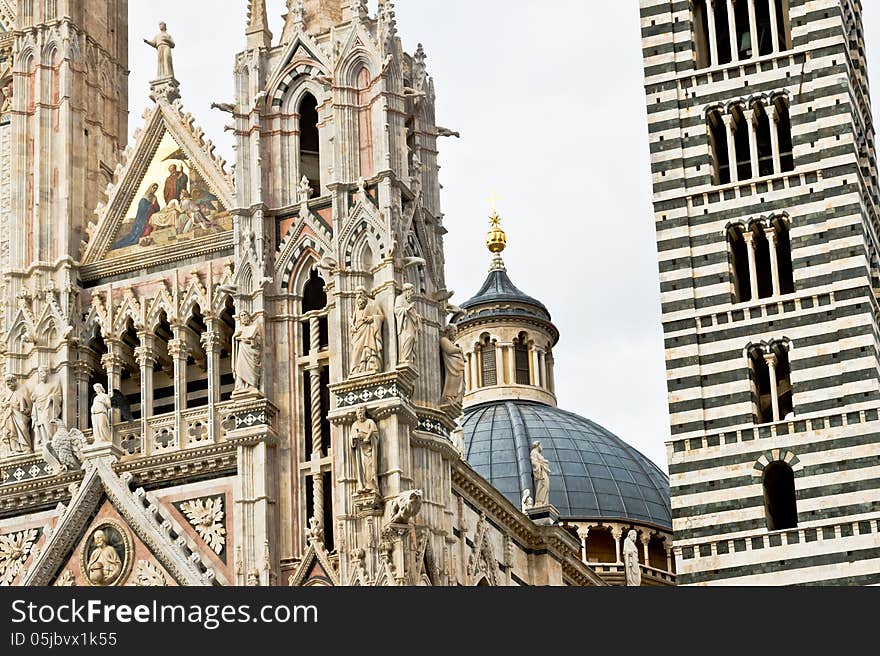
[462,400,672,528]
[459,268,551,323]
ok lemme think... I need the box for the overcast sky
[126,2,880,472]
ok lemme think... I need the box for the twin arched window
[693,0,791,69]
[748,341,792,424]
[728,216,794,303]
[708,97,793,185]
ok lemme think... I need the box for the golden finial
[486,211,507,254]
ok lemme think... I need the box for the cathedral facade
[641,0,880,585]
[0,0,677,588]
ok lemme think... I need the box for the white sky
[126,2,880,473]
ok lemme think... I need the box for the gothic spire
[246,0,273,50]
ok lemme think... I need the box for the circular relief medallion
[80,519,133,587]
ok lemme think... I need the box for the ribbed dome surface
[462,401,671,528]
[460,269,550,320]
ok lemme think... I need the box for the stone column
[73,361,92,431]
[134,333,157,441]
[747,0,758,58]
[495,342,505,385]
[640,533,652,566]
[768,103,781,174]
[530,347,540,387]
[201,325,222,442]
[537,349,546,389]
[767,227,781,297]
[307,316,324,536]
[101,344,125,429]
[168,330,190,442]
[507,346,516,386]
[723,113,738,183]
[768,0,780,53]
[577,526,590,563]
[707,0,719,66]
[744,108,758,178]
[726,0,738,62]
[665,544,674,574]
[611,526,623,564]
[743,230,759,300]
[764,352,780,422]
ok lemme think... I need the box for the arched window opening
[752,223,773,299]
[708,110,730,185]
[186,305,210,410]
[731,106,752,181]
[734,0,752,60]
[514,334,531,386]
[583,527,617,564]
[776,0,792,51]
[754,0,775,56]
[218,298,236,402]
[749,341,792,424]
[152,313,175,417]
[774,98,794,172]
[299,92,321,196]
[356,67,374,179]
[692,0,711,68]
[772,217,795,295]
[713,0,733,65]
[752,102,775,177]
[406,117,417,177]
[728,225,752,303]
[479,335,497,387]
[763,461,798,530]
[301,269,329,354]
[120,318,141,421]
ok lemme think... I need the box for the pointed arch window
[763,461,798,530]
[299,92,321,196]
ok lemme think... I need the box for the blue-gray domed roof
[460,268,551,322]
[462,400,671,528]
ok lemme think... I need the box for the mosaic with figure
[108,131,232,258]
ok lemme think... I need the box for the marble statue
[624,530,642,587]
[350,287,384,376]
[233,312,263,394]
[439,324,465,404]
[530,441,551,508]
[144,22,175,79]
[42,420,85,473]
[31,366,63,449]
[351,407,380,495]
[521,489,534,513]
[388,490,423,525]
[86,529,123,586]
[90,384,113,444]
[394,283,420,366]
[0,376,32,456]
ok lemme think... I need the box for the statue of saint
[624,530,642,587]
[350,407,380,495]
[31,366,63,449]
[90,384,113,444]
[394,283,420,366]
[530,441,551,508]
[0,375,32,456]
[233,312,263,395]
[86,530,123,586]
[144,22,175,80]
[439,324,465,404]
[349,287,384,375]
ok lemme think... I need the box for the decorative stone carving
[0,375,32,457]
[305,516,323,546]
[132,560,167,587]
[439,324,465,405]
[350,287,385,376]
[31,367,63,449]
[624,530,641,587]
[144,22,176,80]
[0,528,39,586]
[521,489,534,513]
[81,521,132,587]
[351,407,380,496]
[54,570,75,587]
[530,441,551,508]
[388,490,423,526]
[394,283,420,366]
[42,421,86,473]
[233,312,263,396]
[90,384,113,444]
[180,496,226,555]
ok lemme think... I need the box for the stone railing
[590,562,676,586]
[115,401,238,458]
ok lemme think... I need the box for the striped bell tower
[640,0,880,585]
